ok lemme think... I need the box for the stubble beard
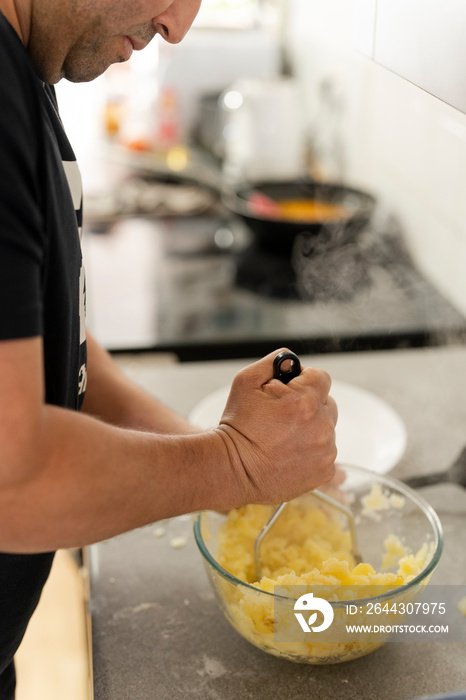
[28,4,123,83]
[28,0,157,84]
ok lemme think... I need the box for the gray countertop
[86,345,466,700]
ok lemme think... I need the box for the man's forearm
[0,403,235,553]
[82,332,199,434]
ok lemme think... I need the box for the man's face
[29,0,202,83]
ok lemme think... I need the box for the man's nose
[154,0,202,44]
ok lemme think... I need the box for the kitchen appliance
[220,77,307,184]
[82,202,466,360]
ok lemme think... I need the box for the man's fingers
[325,395,338,426]
[290,366,332,398]
[232,348,290,392]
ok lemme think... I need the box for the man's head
[2,0,202,83]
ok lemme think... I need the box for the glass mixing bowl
[193,464,443,664]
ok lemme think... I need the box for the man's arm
[81,332,200,434]
[0,336,337,554]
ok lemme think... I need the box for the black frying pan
[223,179,376,254]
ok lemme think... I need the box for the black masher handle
[273,350,302,384]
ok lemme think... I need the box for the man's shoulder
[0,13,45,138]
[0,12,42,97]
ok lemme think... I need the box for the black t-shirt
[0,12,87,696]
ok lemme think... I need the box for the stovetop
[82,213,466,361]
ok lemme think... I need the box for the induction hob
[82,213,466,361]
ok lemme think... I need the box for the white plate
[189,380,407,474]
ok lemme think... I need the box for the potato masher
[253,350,362,581]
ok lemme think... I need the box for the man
[0,0,338,696]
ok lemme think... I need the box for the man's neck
[0,0,30,44]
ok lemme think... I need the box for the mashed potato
[217,500,426,588]
[458,597,466,616]
[213,498,431,664]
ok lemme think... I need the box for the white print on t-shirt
[62,161,83,215]
[62,158,87,396]
[62,160,83,241]
[79,264,86,345]
[77,265,87,397]
[78,363,87,395]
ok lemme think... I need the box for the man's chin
[62,56,116,84]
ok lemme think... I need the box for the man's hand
[214,349,338,506]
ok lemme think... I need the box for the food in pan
[246,191,351,222]
[275,199,351,222]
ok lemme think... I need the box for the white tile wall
[352,0,377,58]
[285,0,466,316]
[375,0,466,113]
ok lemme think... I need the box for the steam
[290,211,465,347]
[292,221,371,302]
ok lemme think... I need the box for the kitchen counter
[86,345,466,700]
